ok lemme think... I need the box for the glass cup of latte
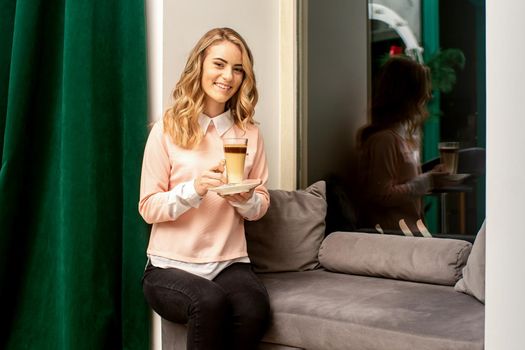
[438,141,460,174]
[223,138,248,184]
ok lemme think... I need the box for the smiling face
[201,40,244,117]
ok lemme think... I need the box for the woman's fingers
[205,160,227,184]
[210,159,225,173]
[432,163,450,174]
[200,174,224,188]
[194,161,227,196]
[222,188,255,204]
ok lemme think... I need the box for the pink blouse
[139,113,269,263]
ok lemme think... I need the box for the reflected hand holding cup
[432,163,450,174]
[431,164,453,189]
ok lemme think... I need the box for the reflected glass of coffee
[223,138,248,184]
[438,142,459,174]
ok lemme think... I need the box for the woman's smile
[214,82,232,91]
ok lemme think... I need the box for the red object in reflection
[389,45,403,56]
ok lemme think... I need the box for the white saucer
[442,173,471,183]
[209,179,262,195]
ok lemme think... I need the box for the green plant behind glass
[378,48,465,94]
[426,48,466,93]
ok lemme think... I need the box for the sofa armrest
[432,233,476,243]
[319,231,472,286]
[352,228,476,243]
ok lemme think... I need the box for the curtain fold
[0,1,150,349]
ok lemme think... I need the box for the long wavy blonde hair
[164,27,258,148]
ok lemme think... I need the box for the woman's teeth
[215,83,230,90]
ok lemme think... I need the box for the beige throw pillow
[455,221,486,303]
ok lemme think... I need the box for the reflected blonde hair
[164,27,258,148]
[358,56,431,148]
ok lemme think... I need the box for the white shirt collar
[198,110,234,136]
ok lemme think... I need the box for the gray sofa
[162,181,485,350]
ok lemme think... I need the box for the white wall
[486,1,525,349]
[145,1,163,349]
[162,0,282,189]
[146,1,290,348]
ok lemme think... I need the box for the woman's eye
[214,62,224,68]
[234,67,244,73]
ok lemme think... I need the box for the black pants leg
[213,263,271,350]
[142,262,270,350]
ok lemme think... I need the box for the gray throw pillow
[245,181,327,273]
[455,221,486,303]
[319,231,472,286]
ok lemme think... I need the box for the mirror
[368,0,486,236]
[298,0,485,237]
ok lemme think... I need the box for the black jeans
[142,262,270,350]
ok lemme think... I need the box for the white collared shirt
[198,109,234,136]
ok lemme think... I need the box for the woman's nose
[222,67,233,81]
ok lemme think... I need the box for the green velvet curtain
[0,1,150,349]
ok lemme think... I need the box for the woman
[139,27,270,349]
[357,55,444,236]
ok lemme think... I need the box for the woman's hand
[221,187,256,204]
[431,163,450,174]
[431,163,452,189]
[194,160,226,197]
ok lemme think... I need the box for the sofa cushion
[245,181,327,273]
[455,221,486,303]
[319,231,472,286]
[259,270,484,350]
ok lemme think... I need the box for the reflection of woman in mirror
[357,56,445,235]
[139,27,270,349]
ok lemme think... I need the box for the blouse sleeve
[241,127,270,221]
[138,122,200,224]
